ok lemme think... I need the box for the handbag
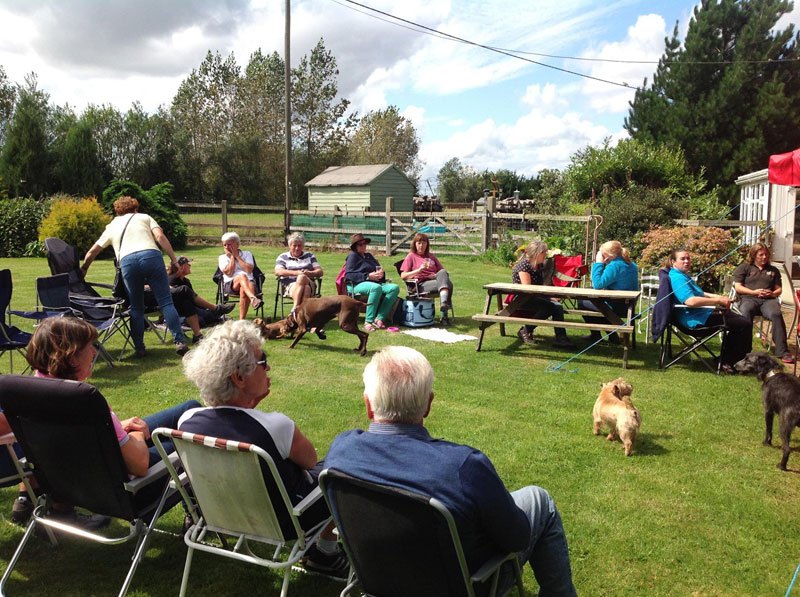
[111,214,135,302]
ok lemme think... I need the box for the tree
[55,117,105,196]
[0,66,16,149]
[292,39,355,203]
[0,74,54,197]
[625,0,800,204]
[347,106,422,187]
[436,157,486,203]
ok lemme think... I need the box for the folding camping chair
[273,275,323,319]
[319,468,524,597]
[652,268,727,373]
[213,259,267,319]
[0,269,33,373]
[636,269,660,344]
[543,254,587,309]
[152,428,333,597]
[0,375,183,597]
[44,237,165,343]
[36,273,132,365]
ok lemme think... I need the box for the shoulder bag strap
[115,213,136,264]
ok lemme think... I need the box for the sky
[0,0,797,191]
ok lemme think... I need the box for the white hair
[221,232,240,244]
[287,232,305,245]
[183,320,263,407]
[363,346,434,423]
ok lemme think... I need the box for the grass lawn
[0,247,799,596]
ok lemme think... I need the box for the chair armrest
[292,485,324,516]
[124,452,180,493]
[471,551,516,584]
[0,432,16,446]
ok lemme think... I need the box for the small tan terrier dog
[592,378,641,456]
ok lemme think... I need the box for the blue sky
[0,0,797,190]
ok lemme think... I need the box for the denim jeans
[142,399,202,466]
[121,249,187,349]
[353,281,400,323]
[504,486,576,596]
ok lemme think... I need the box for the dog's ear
[253,318,263,327]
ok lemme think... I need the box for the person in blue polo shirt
[325,346,576,595]
[668,248,752,373]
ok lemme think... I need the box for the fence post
[482,192,495,251]
[385,197,393,255]
[221,200,228,235]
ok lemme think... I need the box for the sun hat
[349,233,372,251]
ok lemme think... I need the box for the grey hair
[182,320,263,407]
[221,231,240,244]
[363,346,434,424]
[287,232,305,245]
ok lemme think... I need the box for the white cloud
[420,83,614,182]
[580,14,667,114]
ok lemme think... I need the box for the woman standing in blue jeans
[82,196,189,356]
[345,233,400,332]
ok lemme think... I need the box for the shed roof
[305,164,408,187]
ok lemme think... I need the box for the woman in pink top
[26,317,199,477]
[400,233,454,325]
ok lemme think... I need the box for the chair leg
[179,545,196,597]
[0,518,38,594]
[279,567,292,597]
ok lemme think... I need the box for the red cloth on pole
[768,148,800,186]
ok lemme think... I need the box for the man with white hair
[324,346,576,595]
[219,231,262,319]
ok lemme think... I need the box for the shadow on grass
[633,432,671,456]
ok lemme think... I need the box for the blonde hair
[516,241,548,267]
[601,240,631,264]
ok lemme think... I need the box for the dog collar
[765,369,778,379]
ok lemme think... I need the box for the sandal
[374,319,386,329]
[364,322,377,332]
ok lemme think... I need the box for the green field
[0,248,798,596]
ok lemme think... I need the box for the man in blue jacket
[324,346,576,595]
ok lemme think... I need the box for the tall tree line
[625,0,800,204]
[0,39,422,204]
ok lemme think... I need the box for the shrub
[101,179,188,249]
[38,196,111,254]
[639,226,741,291]
[0,197,49,257]
[597,185,683,253]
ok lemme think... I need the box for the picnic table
[472,282,641,368]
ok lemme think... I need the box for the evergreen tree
[0,75,54,197]
[56,117,105,196]
[625,0,800,204]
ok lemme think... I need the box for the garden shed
[305,164,414,212]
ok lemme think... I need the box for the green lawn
[0,248,798,596]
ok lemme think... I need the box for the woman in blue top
[668,248,752,372]
[345,233,400,332]
[581,240,639,343]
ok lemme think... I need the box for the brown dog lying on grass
[255,295,369,356]
[592,377,641,456]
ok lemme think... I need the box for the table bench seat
[472,314,633,334]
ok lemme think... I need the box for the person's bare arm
[120,433,150,477]
[288,426,318,470]
[685,294,730,309]
[81,243,104,275]
[518,271,533,285]
[152,227,178,266]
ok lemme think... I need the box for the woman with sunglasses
[180,320,349,577]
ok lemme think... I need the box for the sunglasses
[255,351,268,370]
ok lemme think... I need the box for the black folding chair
[319,468,524,597]
[0,375,183,597]
[213,260,266,318]
[273,276,323,319]
[37,274,132,365]
[393,260,455,318]
[0,269,33,373]
[653,268,727,374]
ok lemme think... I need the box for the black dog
[735,352,800,471]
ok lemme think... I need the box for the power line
[334,0,634,89]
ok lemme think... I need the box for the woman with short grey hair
[179,320,348,576]
[219,231,261,319]
[274,233,323,314]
